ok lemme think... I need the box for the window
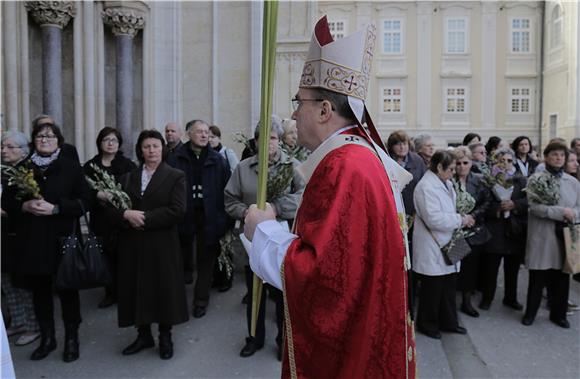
[383,19,402,54]
[510,88,531,113]
[445,88,466,113]
[382,88,403,113]
[511,18,531,53]
[328,20,347,39]
[550,6,563,49]
[445,18,467,53]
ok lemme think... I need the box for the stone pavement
[7,266,580,379]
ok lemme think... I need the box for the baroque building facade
[1,1,579,161]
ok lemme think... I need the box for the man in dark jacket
[169,119,231,318]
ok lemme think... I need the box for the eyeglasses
[1,145,20,150]
[102,137,119,144]
[291,97,325,111]
[35,134,57,141]
[501,159,514,163]
[457,161,471,166]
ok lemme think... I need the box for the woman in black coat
[452,147,492,318]
[512,136,539,178]
[84,127,136,308]
[107,130,188,360]
[480,148,528,311]
[1,123,91,362]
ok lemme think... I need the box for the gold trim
[281,261,298,379]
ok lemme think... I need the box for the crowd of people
[387,130,580,339]
[0,114,304,363]
[1,113,578,365]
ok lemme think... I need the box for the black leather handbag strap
[416,214,444,249]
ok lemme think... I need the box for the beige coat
[525,172,580,270]
[224,150,305,221]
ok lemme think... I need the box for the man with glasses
[243,17,416,378]
[169,120,231,319]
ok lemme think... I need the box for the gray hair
[468,142,485,154]
[493,147,515,160]
[254,115,284,140]
[412,133,432,152]
[2,130,30,157]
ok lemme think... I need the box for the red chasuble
[281,130,416,379]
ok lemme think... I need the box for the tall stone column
[102,2,146,157]
[25,1,76,125]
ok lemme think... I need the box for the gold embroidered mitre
[300,16,377,101]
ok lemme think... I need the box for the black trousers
[480,253,521,305]
[29,275,81,328]
[244,266,283,346]
[458,246,482,292]
[416,273,459,333]
[524,269,570,320]
[104,244,117,298]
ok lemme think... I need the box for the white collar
[313,125,357,155]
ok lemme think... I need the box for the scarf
[545,164,564,178]
[31,148,61,168]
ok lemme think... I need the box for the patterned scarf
[31,148,61,168]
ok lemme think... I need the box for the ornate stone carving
[102,3,146,38]
[25,1,76,28]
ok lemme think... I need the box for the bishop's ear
[319,99,334,121]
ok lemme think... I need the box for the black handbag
[55,201,112,290]
[418,215,472,265]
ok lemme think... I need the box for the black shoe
[193,306,207,318]
[460,303,480,318]
[239,338,263,357]
[521,315,534,326]
[277,345,283,362]
[479,301,491,310]
[550,317,570,329]
[159,333,174,360]
[503,299,523,311]
[184,275,193,285]
[417,327,441,339]
[241,294,248,305]
[62,324,79,362]
[98,295,116,309]
[441,326,467,335]
[30,337,57,360]
[218,282,232,292]
[122,334,155,355]
[30,324,56,361]
[63,338,79,362]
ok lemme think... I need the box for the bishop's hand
[244,203,276,241]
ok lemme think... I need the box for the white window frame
[381,87,404,114]
[382,18,404,55]
[510,17,532,54]
[509,87,532,114]
[328,19,348,40]
[444,87,468,114]
[550,6,563,50]
[444,17,468,54]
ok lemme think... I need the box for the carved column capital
[102,1,147,38]
[25,1,76,29]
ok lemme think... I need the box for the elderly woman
[413,133,435,167]
[224,115,305,360]
[209,125,239,173]
[523,141,580,328]
[469,142,489,175]
[511,136,538,177]
[107,130,188,359]
[1,123,91,362]
[281,118,309,162]
[452,147,491,317]
[479,147,528,311]
[84,127,136,309]
[413,150,475,339]
[1,132,40,346]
